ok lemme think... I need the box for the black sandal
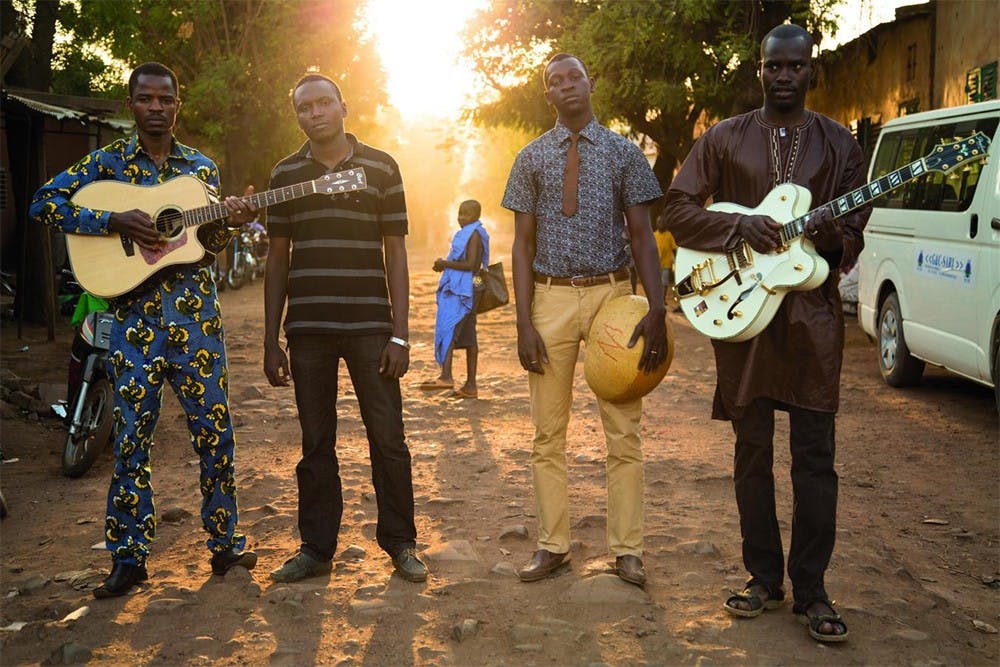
[723,582,785,618]
[794,599,849,643]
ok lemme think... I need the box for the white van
[857,100,999,412]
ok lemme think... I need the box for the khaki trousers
[528,277,644,556]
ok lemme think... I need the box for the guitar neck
[778,158,927,244]
[773,131,989,245]
[181,180,320,228]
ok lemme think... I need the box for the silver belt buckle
[569,274,588,287]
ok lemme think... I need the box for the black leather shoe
[392,547,428,582]
[517,549,569,582]
[269,551,332,582]
[93,562,148,599]
[615,555,646,586]
[210,547,258,575]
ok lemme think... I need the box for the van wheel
[878,292,924,387]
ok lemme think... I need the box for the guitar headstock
[315,168,367,195]
[923,131,991,174]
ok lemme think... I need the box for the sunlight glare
[364,0,486,120]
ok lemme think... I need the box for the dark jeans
[289,334,416,561]
[732,398,837,606]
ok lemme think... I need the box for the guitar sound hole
[156,208,184,239]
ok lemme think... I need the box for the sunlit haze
[364,0,487,120]
[824,0,929,50]
[362,0,928,117]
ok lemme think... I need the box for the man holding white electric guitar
[30,62,259,598]
[663,25,871,643]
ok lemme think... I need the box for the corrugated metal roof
[5,91,133,132]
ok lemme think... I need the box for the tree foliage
[5,0,387,193]
[463,0,839,188]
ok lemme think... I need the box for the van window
[871,117,998,212]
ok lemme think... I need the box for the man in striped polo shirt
[262,73,426,583]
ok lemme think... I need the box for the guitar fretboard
[777,158,926,245]
[181,181,320,227]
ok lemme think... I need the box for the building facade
[811,0,998,159]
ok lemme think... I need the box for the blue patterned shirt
[30,134,226,325]
[501,117,662,276]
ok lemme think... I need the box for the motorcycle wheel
[226,262,247,290]
[62,377,114,478]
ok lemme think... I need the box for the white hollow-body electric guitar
[674,132,991,342]
[66,168,367,297]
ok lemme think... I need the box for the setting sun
[363,0,486,119]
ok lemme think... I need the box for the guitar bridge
[119,233,135,257]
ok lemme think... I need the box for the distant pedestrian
[420,199,489,399]
[653,222,678,309]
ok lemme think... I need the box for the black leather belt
[534,268,631,287]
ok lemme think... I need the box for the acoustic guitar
[66,168,367,297]
[674,132,991,341]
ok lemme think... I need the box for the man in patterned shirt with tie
[501,53,667,587]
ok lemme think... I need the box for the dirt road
[2,251,997,665]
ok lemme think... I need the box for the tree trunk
[649,152,679,226]
[5,0,58,90]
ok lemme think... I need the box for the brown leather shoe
[517,549,569,582]
[616,555,646,586]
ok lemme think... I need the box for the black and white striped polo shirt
[265,135,408,337]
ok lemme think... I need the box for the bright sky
[364,0,486,120]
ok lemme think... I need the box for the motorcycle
[57,268,84,316]
[226,221,267,290]
[62,310,115,477]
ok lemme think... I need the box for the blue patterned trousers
[104,307,245,566]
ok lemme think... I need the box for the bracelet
[388,336,410,350]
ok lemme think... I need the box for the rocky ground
[1,247,998,666]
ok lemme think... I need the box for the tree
[72,0,388,192]
[2,0,61,91]
[5,0,388,193]
[463,0,838,191]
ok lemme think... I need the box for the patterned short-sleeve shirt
[501,117,662,277]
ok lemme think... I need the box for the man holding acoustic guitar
[30,62,259,598]
[663,25,872,642]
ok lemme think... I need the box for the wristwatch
[388,336,410,350]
